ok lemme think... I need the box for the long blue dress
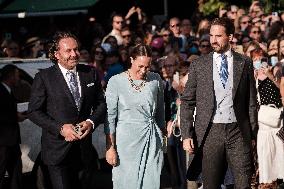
[105,72,165,189]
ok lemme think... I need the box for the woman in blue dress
[105,44,166,189]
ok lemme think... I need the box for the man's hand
[106,146,117,166]
[78,120,93,139]
[60,124,80,142]
[183,138,195,154]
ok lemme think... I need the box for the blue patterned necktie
[66,71,80,109]
[220,54,229,88]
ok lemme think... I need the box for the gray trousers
[202,123,252,189]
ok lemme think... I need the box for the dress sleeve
[104,77,119,135]
[155,74,165,129]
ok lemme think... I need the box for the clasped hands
[60,121,92,142]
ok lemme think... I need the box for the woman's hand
[183,138,195,154]
[263,66,275,80]
[166,121,173,137]
[106,146,117,166]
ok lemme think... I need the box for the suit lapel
[78,67,86,112]
[54,65,77,109]
[204,52,214,106]
[232,51,245,99]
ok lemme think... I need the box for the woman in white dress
[251,48,284,187]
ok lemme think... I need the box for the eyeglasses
[122,34,131,38]
[163,34,170,37]
[252,30,261,34]
[170,23,180,28]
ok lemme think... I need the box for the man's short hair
[211,17,235,36]
[48,31,79,64]
[110,12,124,22]
[0,64,18,81]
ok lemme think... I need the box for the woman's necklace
[126,70,147,92]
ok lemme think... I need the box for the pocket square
[87,83,94,87]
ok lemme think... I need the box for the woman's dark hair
[267,21,283,40]
[49,31,79,63]
[277,35,284,61]
[129,43,152,59]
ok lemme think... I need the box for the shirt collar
[1,82,11,94]
[213,48,233,59]
[58,63,77,76]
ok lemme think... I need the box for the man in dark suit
[0,64,26,189]
[28,31,106,189]
[180,17,258,188]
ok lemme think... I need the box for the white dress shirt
[1,82,11,94]
[213,49,233,76]
[58,63,82,97]
[58,64,95,128]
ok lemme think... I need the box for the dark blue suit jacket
[28,64,106,165]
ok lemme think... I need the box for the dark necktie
[220,54,229,88]
[66,71,80,109]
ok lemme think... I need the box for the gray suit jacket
[180,51,258,173]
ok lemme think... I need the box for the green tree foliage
[199,0,226,16]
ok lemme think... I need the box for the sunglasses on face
[252,30,261,34]
[170,23,180,28]
[163,34,170,37]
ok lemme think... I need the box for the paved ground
[1,159,173,189]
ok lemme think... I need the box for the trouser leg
[225,123,252,189]
[202,123,226,189]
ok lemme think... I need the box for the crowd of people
[1,0,284,189]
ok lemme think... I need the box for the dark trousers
[47,144,82,189]
[202,123,252,189]
[0,145,22,189]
